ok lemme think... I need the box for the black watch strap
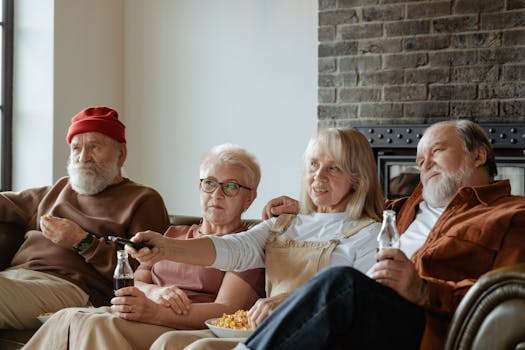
[75,233,94,252]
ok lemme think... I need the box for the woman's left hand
[247,293,290,328]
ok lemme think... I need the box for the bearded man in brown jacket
[243,120,525,350]
[0,106,170,329]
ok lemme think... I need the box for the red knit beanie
[66,106,126,144]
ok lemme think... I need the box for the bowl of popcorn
[205,310,254,338]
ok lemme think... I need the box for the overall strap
[336,218,375,240]
[269,214,296,234]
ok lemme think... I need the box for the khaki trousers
[150,329,244,350]
[0,269,90,329]
[23,307,174,350]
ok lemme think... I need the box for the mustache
[69,162,99,170]
[421,167,443,182]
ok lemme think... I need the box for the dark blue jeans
[242,266,426,350]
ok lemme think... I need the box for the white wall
[14,0,318,220]
[53,0,124,178]
[13,0,54,188]
[13,0,123,189]
[123,0,317,219]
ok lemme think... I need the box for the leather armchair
[445,263,525,350]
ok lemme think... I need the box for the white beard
[422,165,473,208]
[68,159,120,195]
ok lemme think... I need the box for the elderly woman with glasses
[23,144,265,350]
[128,128,385,350]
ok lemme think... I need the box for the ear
[244,190,257,211]
[117,143,127,167]
[472,147,487,168]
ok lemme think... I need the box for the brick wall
[318,0,525,128]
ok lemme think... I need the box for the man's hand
[247,293,290,328]
[369,248,427,306]
[40,215,88,249]
[261,196,300,220]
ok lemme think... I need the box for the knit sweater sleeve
[0,185,52,228]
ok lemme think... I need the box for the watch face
[76,234,94,251]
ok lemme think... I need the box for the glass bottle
[113,250,134,291]
[377,210,401,252]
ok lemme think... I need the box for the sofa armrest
[445,263,525,350]
[0,221,25,270]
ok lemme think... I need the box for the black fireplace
[355,124,525,200]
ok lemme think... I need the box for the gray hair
[200,143,261,189]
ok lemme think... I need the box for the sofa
[0,216,260,349]
[1,218,525,349]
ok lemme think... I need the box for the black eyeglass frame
[199,178,252,197]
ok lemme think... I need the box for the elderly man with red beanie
[0,106,170,330]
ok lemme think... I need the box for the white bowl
[205,318,254,338]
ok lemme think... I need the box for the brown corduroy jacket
[388,180,525,350]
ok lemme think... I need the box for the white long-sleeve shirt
[210,212,380,274]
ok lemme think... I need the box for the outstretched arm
[127,230,216,267]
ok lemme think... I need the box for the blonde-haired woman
[130,128,385,350]
[23,144,265,350]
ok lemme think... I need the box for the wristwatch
[75,232,94,252]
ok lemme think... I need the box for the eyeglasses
[199,178,252,197]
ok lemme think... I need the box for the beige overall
[265,214,374,298]
[151,214,375,350]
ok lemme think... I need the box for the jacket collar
[392,180,511,233]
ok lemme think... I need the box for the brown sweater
[1,177,170,307]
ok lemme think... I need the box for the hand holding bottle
[111,287,163,322]
[370,249,427,305]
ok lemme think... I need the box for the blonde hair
[300,128,384,221]
[200,143,261,189]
